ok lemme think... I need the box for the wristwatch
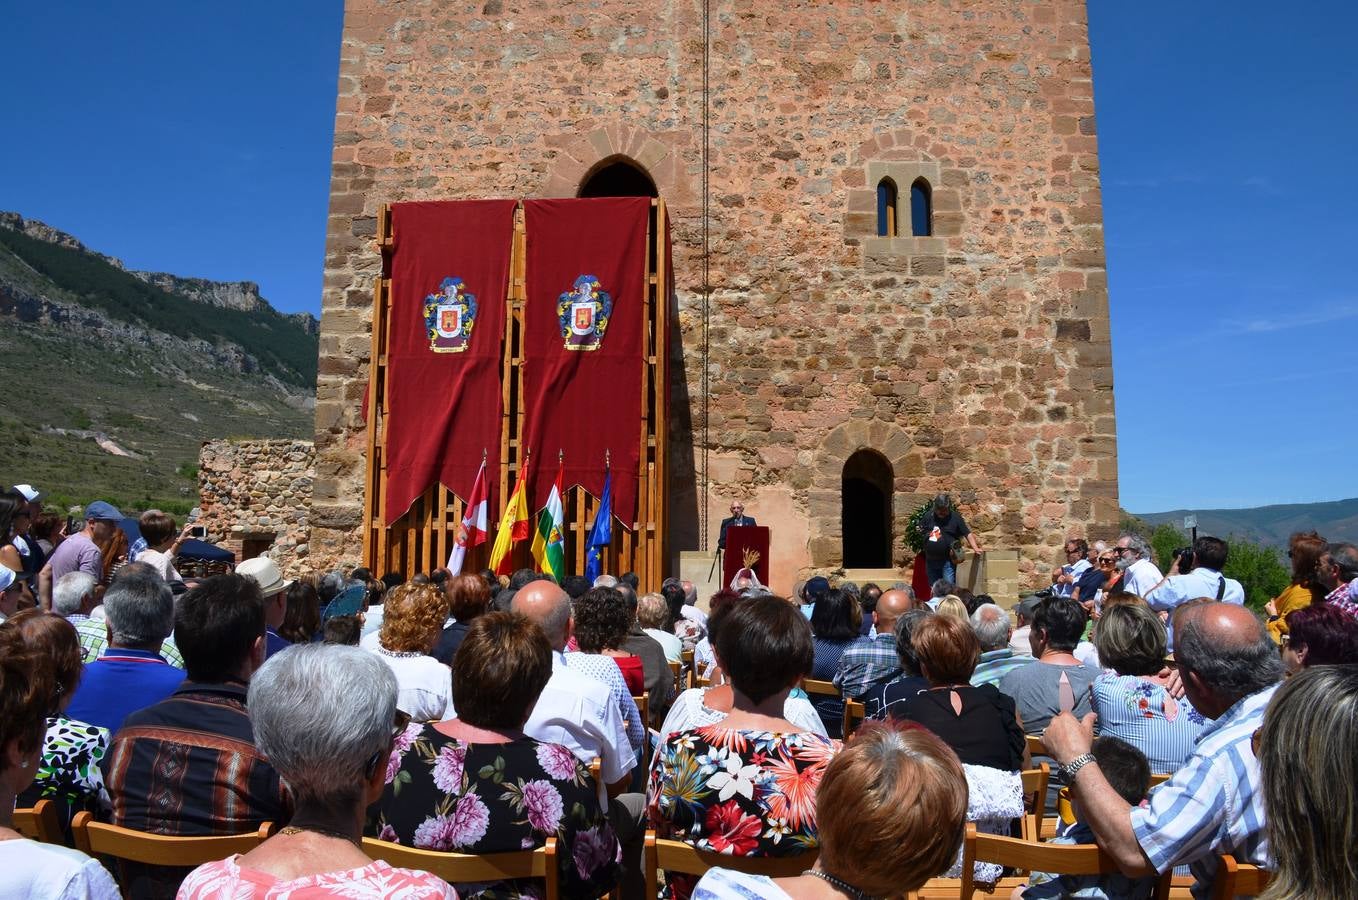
[1059,753,1098,782]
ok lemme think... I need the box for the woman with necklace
[691,723,968,900]
[178,644,453,898]
[0,615,120,899]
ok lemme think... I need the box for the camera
[1173,546,1195,574]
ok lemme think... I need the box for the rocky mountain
[1135,498,1358,549]
[0,211,319,514]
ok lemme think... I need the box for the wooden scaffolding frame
[362,200,670,591]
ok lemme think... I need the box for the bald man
[1043,603,1282,895]
[833,586,917,699]
[511,581,648,897]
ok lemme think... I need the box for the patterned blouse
[647,726,840,900]
[369,723,621,899]
[179,856,456,899]
[17,716,109,819]
[1090,673,1209,774]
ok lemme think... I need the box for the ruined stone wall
[312,0,1119,588]
[198,439,320,576]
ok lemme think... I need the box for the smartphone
[189,525,206,539]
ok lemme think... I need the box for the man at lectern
[717,501,757,550]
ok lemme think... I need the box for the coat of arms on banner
[556,274,613,351]
[424,277,477,353]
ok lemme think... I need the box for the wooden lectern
[723,525,770,589]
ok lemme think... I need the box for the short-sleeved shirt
[832,633,900,700]
[47,533,102,583]
[1129,685,1277,899]
[0,839,121,900]
[999,660,1100,734]
[918,510,970,561]
[1090,673,1208,774]
[65,648,185,733]
[179,856,455,899]
[693,869,792,899]
[889,684,1026,770]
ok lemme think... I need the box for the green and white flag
[531,461,566,578]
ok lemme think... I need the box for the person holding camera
[1143,537,1244,647]
[136,510,198,585]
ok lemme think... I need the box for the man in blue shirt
[66,570,184,732]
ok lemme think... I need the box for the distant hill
[0,211,318,514]
[1135,498,1358,548]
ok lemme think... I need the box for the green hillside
[0,225,316,388]
[1135,499,1358,549]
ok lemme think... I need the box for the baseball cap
[12,484,42,503]
[84,500,124,522]
[236,556,294,598]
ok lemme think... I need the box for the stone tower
[310,0,1118,592]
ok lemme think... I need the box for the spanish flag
[489,463,531,576]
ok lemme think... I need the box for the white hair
[249,643,398,807]
[969,603,1012,651]
[53,571,97,617]
[104,572,174,647]
[592,574,618,589]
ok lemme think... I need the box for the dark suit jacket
[717,514,757,549]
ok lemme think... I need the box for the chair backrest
[1149,772,1171,788]
[363,835,557,897]
[842,699,866,739]
[633,694,650,729]
[1210,855,1271,900]
[71,812,274,868]
[643,831,817,898]
[1026,734,1046,759]
[801,678,840,700]
[667,659,684,697]
[12,799,62,845]
[681,649,694,688]
[960,822,1118,900]
[1019,764,1050,842]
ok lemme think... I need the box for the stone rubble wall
[198,439,321,577]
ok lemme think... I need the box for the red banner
[383,200,516,524]
[522,198,649,524]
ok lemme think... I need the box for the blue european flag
[584,469,613,583]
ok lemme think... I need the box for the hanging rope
[700,0,711,551]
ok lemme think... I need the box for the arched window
[876,178,898,237]
[841,449,894,568]
[910,178,932,237]
[578,158,658,198]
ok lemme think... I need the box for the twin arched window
[877,177,932,237]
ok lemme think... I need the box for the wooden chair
[841,699,867,739]
[12,799,62,845]
[1210,855,1270,900]
[667,659,685,697]
[801,678,840,700]
[1026,734,1047,759]
[680,649,695,688]
[71,812,274,888]
[633,694,650,730]
[960,822,1120,900]
[363,835,557,898]
[644,830,818,898]
[1019,764,1050,842]
[1149,772,1171,788]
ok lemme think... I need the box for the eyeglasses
[1098,557,1117,564]
[1065,548,1081,555]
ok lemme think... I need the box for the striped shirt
[1129,684,1278,899]
[75,617,184,668]
[971,648,1033,689]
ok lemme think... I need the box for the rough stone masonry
[297,0,1118,588]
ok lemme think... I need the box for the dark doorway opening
[578,158,658,198]
[842,450,893,568]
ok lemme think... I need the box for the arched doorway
[578,157,658,198]
[842,450,893,568]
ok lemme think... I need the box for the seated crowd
[3,489,1358,899]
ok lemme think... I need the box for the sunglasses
[365,709,413,777]
[1098,557,1117,564]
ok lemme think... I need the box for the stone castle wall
[198,439,320,576]
[310,0,1119,589]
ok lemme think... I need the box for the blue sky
[2,2,1354,513]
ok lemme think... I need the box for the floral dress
[16,715,110,829]
[647,727,840,900]
[1090,673,1209,774]
[368,723,621,899]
